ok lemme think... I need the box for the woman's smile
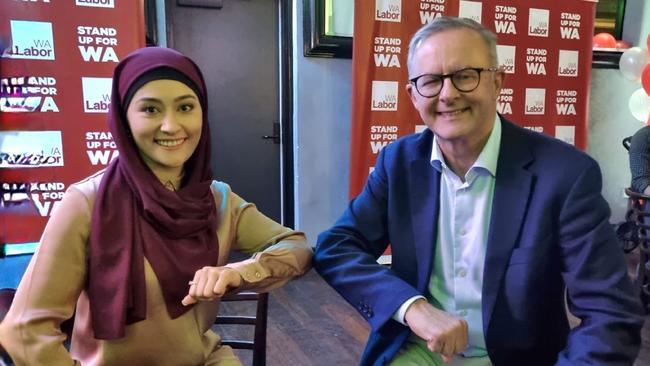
[156,137,187,148]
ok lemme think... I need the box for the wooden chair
[0,289,15,321]
[215,291,268,366]
[0,289,17,365]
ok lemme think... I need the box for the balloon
[593,32,617,48]
[643,64,650,96]
[616,40,632,50]
[629,88,650,122]
[620,47,649,81]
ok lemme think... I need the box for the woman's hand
[181,266,243,306]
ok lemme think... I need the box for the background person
[629,125,650,195]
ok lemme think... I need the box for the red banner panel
[1,0,145,244]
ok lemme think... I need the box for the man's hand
[404,298,469,363]
[181,266,243,306]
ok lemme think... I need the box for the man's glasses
[409,67,499,98]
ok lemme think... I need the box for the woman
[0,47,312,365]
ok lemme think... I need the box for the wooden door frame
[163,0,295,227]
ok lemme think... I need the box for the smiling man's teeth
[156,139,184,147]
[438,108,467,116]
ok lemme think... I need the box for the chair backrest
[0,289,15,323]
[215,291,268,366]
[0,289,17,365]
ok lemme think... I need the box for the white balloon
[629,88,650,122]
[620,47,649,81]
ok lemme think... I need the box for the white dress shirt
[393,116,501,361]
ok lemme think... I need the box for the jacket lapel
[482,120,534,332]
[409,130,441,292]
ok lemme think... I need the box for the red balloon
[616,40,632,49]
[593,33,617,48]
[643,64,650,96]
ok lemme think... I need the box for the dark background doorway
[166,0,292,224]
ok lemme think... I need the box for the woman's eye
[142,106,158,114]
[179,104,194,112]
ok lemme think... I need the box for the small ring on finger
[188,280,196,286]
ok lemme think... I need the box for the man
[314,17,643,366]
[629,125,650,195]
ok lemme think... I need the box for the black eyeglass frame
[409,67,500,98]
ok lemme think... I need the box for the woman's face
[125,79,203,178]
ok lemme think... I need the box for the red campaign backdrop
[0,0,145,245]
[350,0,596,197]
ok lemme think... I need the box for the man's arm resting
[403,298,469,362]
[393,295,426,325]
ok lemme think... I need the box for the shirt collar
[430,114,501,177]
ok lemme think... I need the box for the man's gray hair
[407,17,499,77]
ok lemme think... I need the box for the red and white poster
[0,0,145,245]
[349,0,596,197]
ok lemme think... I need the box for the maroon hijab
[87,47,218,339]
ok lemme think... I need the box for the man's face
[406,28,504,147]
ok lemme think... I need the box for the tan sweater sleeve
[0,186,90,365]
[224,189,313,292]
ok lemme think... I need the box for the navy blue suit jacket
[314,119,644,365]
